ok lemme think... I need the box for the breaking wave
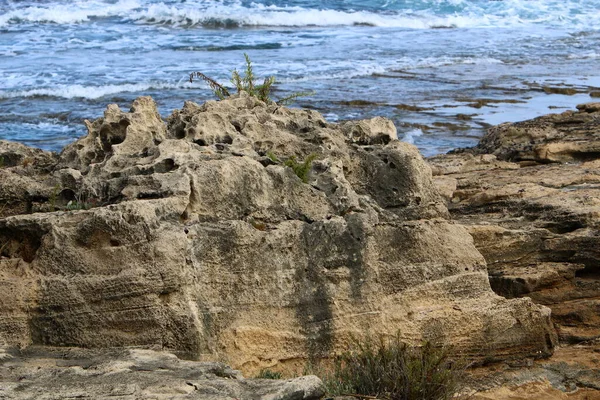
[0,82,187,100]
[2,0,599,29]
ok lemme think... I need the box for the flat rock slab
[466,341,600,400]
[0,346,324,400]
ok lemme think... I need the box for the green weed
[265,152,316,183]
[47,185,96,212]
[266,150,280,163]
[190,53,314,105]
[65,200,93,211]
[255,369,283,380]
[284,154,317,184]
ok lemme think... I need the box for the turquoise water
[1,0,599,155]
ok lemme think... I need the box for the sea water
[1,0,599,156]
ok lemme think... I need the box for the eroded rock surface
[476,102,600,163]
[0,94,555,375]
[429,103,600,345]
[465,340,600,400]
[0,346,324,400]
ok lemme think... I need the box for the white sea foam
[0,0,142,26]
[124,0,600,29]
[277,56,504,84]
[2,0,599,29]
[0,82,188,100]
[402,129,424,145]
[279,62,389,83]
[401,56,504,69]
[127,4,526,29]
[568,52,600,60]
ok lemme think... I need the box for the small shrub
[284,154,317,183]
[256,369,282,380]
[0,156,4,168]
[190,53,314,105]
[265,152,317,183]
[47,186,97,212]
[318,336,465,400]
[303,361,355,396]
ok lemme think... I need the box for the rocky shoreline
[429,102,600,399]
[1,96,599,398]
[430,102,600,345]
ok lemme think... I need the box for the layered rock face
[0,94,555,374]
[429,103,600,344]
[477,102,600,163]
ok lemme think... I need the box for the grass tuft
[255,369,283,380]
[283,154,317,184]
[190,53,313,105]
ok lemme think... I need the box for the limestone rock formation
[0,346,324,400]
[429,102,600,344]
[0,94,555,375]
[477,102,600,163]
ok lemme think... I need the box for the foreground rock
[0,94,554,375]
[0,346,323,399]
[465,340,600,400]
[429,103,600,345]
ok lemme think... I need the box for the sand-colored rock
[476,102,600,163]
[0,141,57,218]
[465,340,600,400]
[471,380,600,400]
[429,103,600,345]
[0,94,555,375]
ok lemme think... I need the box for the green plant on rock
[267,152,316,183]
[284,154,317,184]
[47,185,97,212]
[266,150,280,163]
[65,187,98,211]
[0,156,4,168]
[190,53,314,105]
[311,335,465,400]
[255,369,283,380]
[303,361,355,397]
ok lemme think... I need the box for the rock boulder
[0,94,556,374]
